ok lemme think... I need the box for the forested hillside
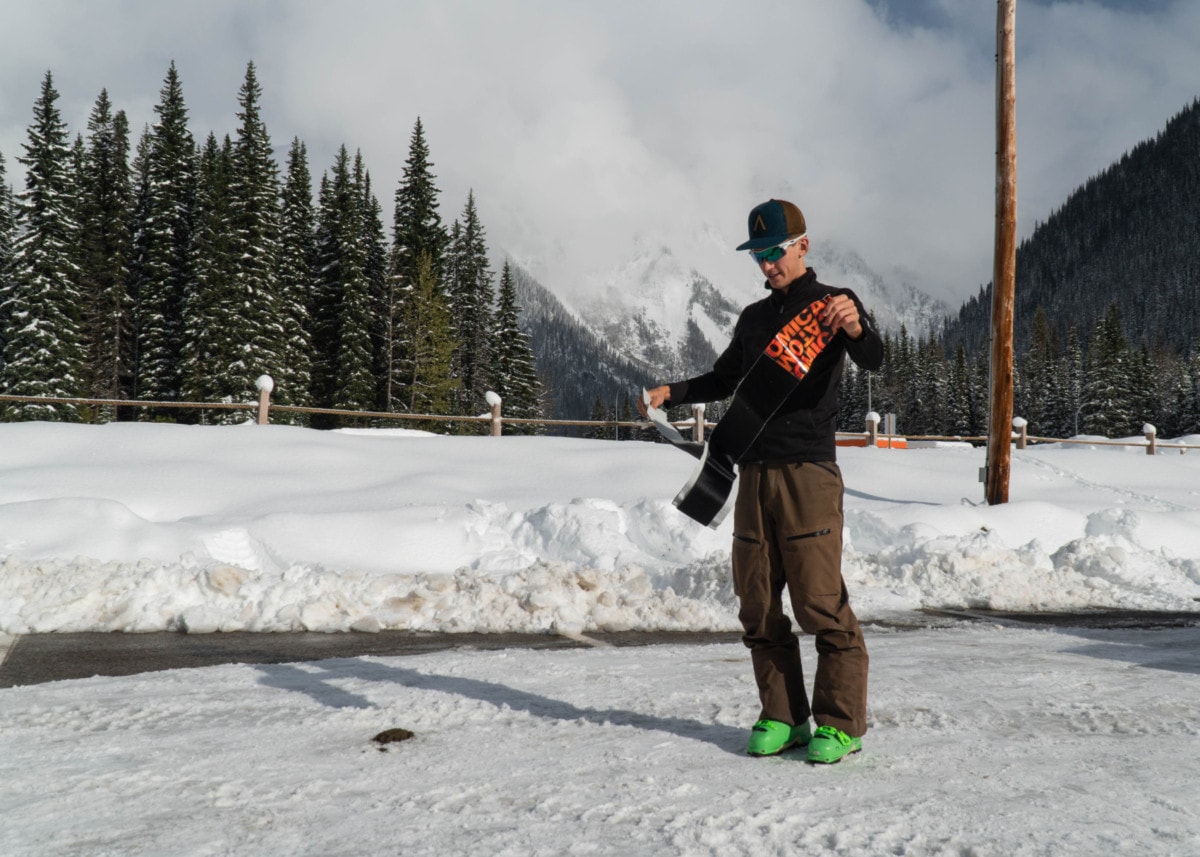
[510,265,657,427]
[929,98,1200,438]
[945,99,1200,356]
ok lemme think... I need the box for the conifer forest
[0,64,543,433]
[2,63,1199,441]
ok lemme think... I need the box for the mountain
[508,238,949,422]
[577,245,741,382]
[573,240,948,379]
[942,98,1200,357]
[510,264,654,424]
[806,243,950,338]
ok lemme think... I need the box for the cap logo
[753,214,767,234]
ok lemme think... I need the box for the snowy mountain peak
[564,237,948,377]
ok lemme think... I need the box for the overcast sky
[1,0,1198,306]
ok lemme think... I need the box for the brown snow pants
[731,461,868,737]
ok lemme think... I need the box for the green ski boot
[747,719,812,756]
[806,725,862,764]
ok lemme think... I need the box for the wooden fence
[3,383,1200,454]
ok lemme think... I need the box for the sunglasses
[749,235,805,264]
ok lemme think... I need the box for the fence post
[255,375,274,425]
[865,411,880,447]
[485,391,502,437]
[1143,423,1156,456]
[692,403,705,443]
[1012,416,1027,449]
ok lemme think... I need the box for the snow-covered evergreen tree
[225,61,283,411]
[945,343,973,436]
[1018,308,1057,436]
[0,151,16,370]
[275,137,315,422]
[1082,303,1136,437]
[1052,326,1084,437]
[1186,353,1200,435]
[125,127,153,414]
[77,90,134,416]
[0,72,84,421]
[1148,351,1190,438]
[391,118,447,290]
[311,146,374,425]
[356,164,389,413]
[491,260,543,434]
[179,133,236,419]
[136,62,196,409]
[447,190,494,416]
[389,119,449,413]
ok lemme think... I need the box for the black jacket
[667,268,883,463]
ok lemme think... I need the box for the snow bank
[2,422,1199,634]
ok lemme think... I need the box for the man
[638,198,882,764]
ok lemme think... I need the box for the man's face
[757,236,809,289]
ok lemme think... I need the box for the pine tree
[125,126,153,415]
[618,394,635,441]
[275,137,316,422]
[137,62,196,409]
[389,119,449,412]
[0,151,16,366]
[1082,303,1136,437]
[0,72,84,421]
[179,133,236,419]
[447,190,493,416]
[76,91,134,418]
[396,251,458,423]
[1020,307,1057,435]
[1149,350,1189,438]
[310,146,374,425]
[491,260,543,434]
[391,118,448,290]
[968,348,990,436]
[1058,326,1085,437]
[357,165,389,413]
[837,362,861,432]
[587,395,609,440]
[945,343,973,436]
[225,61,284,412]
[1185,352,1200,435]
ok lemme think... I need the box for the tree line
[0,63,543,432]
[834,301,1200,440]
[924,98,1200,441]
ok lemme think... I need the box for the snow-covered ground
[3,421,1200,855]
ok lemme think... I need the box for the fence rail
[3,389,1198,454]
[0,390,692,436]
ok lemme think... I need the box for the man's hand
[638,385,670,419]
[821,295,864,340]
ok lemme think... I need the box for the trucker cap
[735,199,807,251]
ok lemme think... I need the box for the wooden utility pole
[986,0,1017,505]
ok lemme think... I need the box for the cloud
[1,0,1198,308]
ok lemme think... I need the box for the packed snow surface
[2,422,1200,856]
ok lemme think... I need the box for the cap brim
[736,235,789,251]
